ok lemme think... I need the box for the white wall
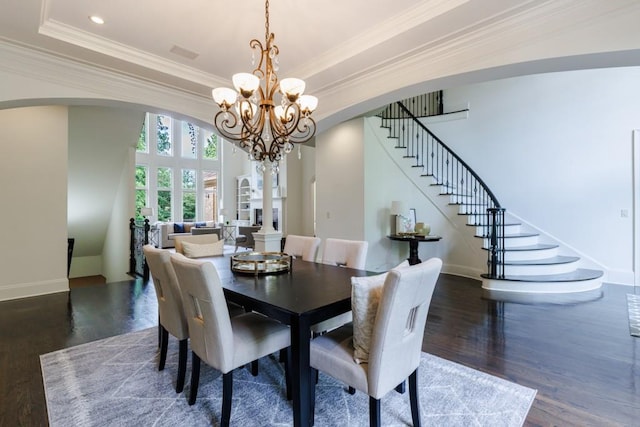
[428,67,640,284]
[315,119,366,260]
[0,106,69,301]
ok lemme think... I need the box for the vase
[414,222,430,235]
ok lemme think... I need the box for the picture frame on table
[409,208,417,231]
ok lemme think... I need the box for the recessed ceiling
[0,0,639,129]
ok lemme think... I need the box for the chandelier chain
[265,0,270,42]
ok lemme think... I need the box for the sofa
[157,221,219,248]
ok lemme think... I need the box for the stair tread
[501,256,580,266]
[481,268,603,282]
[467,222,521,227]
[482,243,558,251]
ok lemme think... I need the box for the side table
[388,234,441,265]
[222,224,236,244]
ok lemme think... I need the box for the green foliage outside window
[158,191,172,222]
[135,190,147,221]
[157,115,171,155]
[137,119,147,152]
[157,167,171,188]
[204,132,217,159]
[182,169,196,189]
[182,193,196,221]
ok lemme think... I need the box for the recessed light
[89,15,104,25]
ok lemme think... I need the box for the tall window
[157,167,172,222]
[182,169,196,221]
[135,165,148,220]
[135,113,221,223]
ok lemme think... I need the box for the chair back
[170,254,234,372]
[367,257,442,398]
[143,245,188,340]
[237,226,261,249]
[322,238,368,269]
[283,235,321,262]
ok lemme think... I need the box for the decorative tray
[230,252,292,276]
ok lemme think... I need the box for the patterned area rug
[627,294,640,337]
[41,328,536,426]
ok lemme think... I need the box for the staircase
[378,96,603,294]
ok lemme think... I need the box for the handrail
[379,97,505,278]
[393,101,501,209]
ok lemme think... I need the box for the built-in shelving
[236,175,251,223]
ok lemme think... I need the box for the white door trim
[634,130,640,287]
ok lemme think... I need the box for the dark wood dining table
[207,254,372,427]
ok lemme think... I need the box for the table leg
[408,240,421,265]
[291,316,312,427]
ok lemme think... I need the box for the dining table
[206,254,372,427]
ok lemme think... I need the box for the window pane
[202,171,217,221]
[182,122,197,158]
[182,169,196,190]
[157,167,172,189]
[157,115,172,156]
[136,117,147,152]
[203,131,218,160]
[158,190,172,222]
[182,192,196,222]
[135,189,147,220]
[135,165,147,188]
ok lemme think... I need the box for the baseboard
[0,278,69,302]
[442,263,483,281]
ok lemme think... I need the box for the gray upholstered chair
[170,253,291,426]
[309,258,442,427]
[283,234,321,262]
[312,238,369,334]
[142,244,189,393]
[235,225,261,252]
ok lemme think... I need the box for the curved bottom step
[481,268,603,293]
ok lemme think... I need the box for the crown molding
[38,19,228,90]
[0,40,214,124]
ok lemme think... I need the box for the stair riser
[481,277,602,293]
[482,235,539,248]
[456,205,488,215]
[447,195,490,205]
[502,247,559,261]
[474,224,521,236]
[502,262,580,276]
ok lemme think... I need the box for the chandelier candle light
[212,0,318,251]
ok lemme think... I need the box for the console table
[388,234,442,265]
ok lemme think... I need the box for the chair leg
[251,359,259,376]
[395,380,406,394]
[188,352,201,405]
[221,371,233,427]
[159,326,169,371]
[369,396,381,427]
[157,318,161,348]
[409,369,421,427]
[176,339,188,393]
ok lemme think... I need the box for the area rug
[41,328,536,426]
[627,293,640,337]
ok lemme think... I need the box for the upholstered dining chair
[235,225,261,252]
[142,244,189,393]
[170,253,292,426]
[309,257,442,427]
[283,234,321,262]
[312,238,369,334]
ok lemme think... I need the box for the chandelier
[211,0,318,170]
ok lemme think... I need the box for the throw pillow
[351,260,409,364]
[173,223,185,233]
[194,222,207,228]
[181,240,224,258]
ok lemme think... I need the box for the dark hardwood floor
[0,274,638,426]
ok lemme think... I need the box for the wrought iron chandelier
[211,0,318,170]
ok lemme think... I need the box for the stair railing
[129,218,150,281]
[379,99,505,278]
